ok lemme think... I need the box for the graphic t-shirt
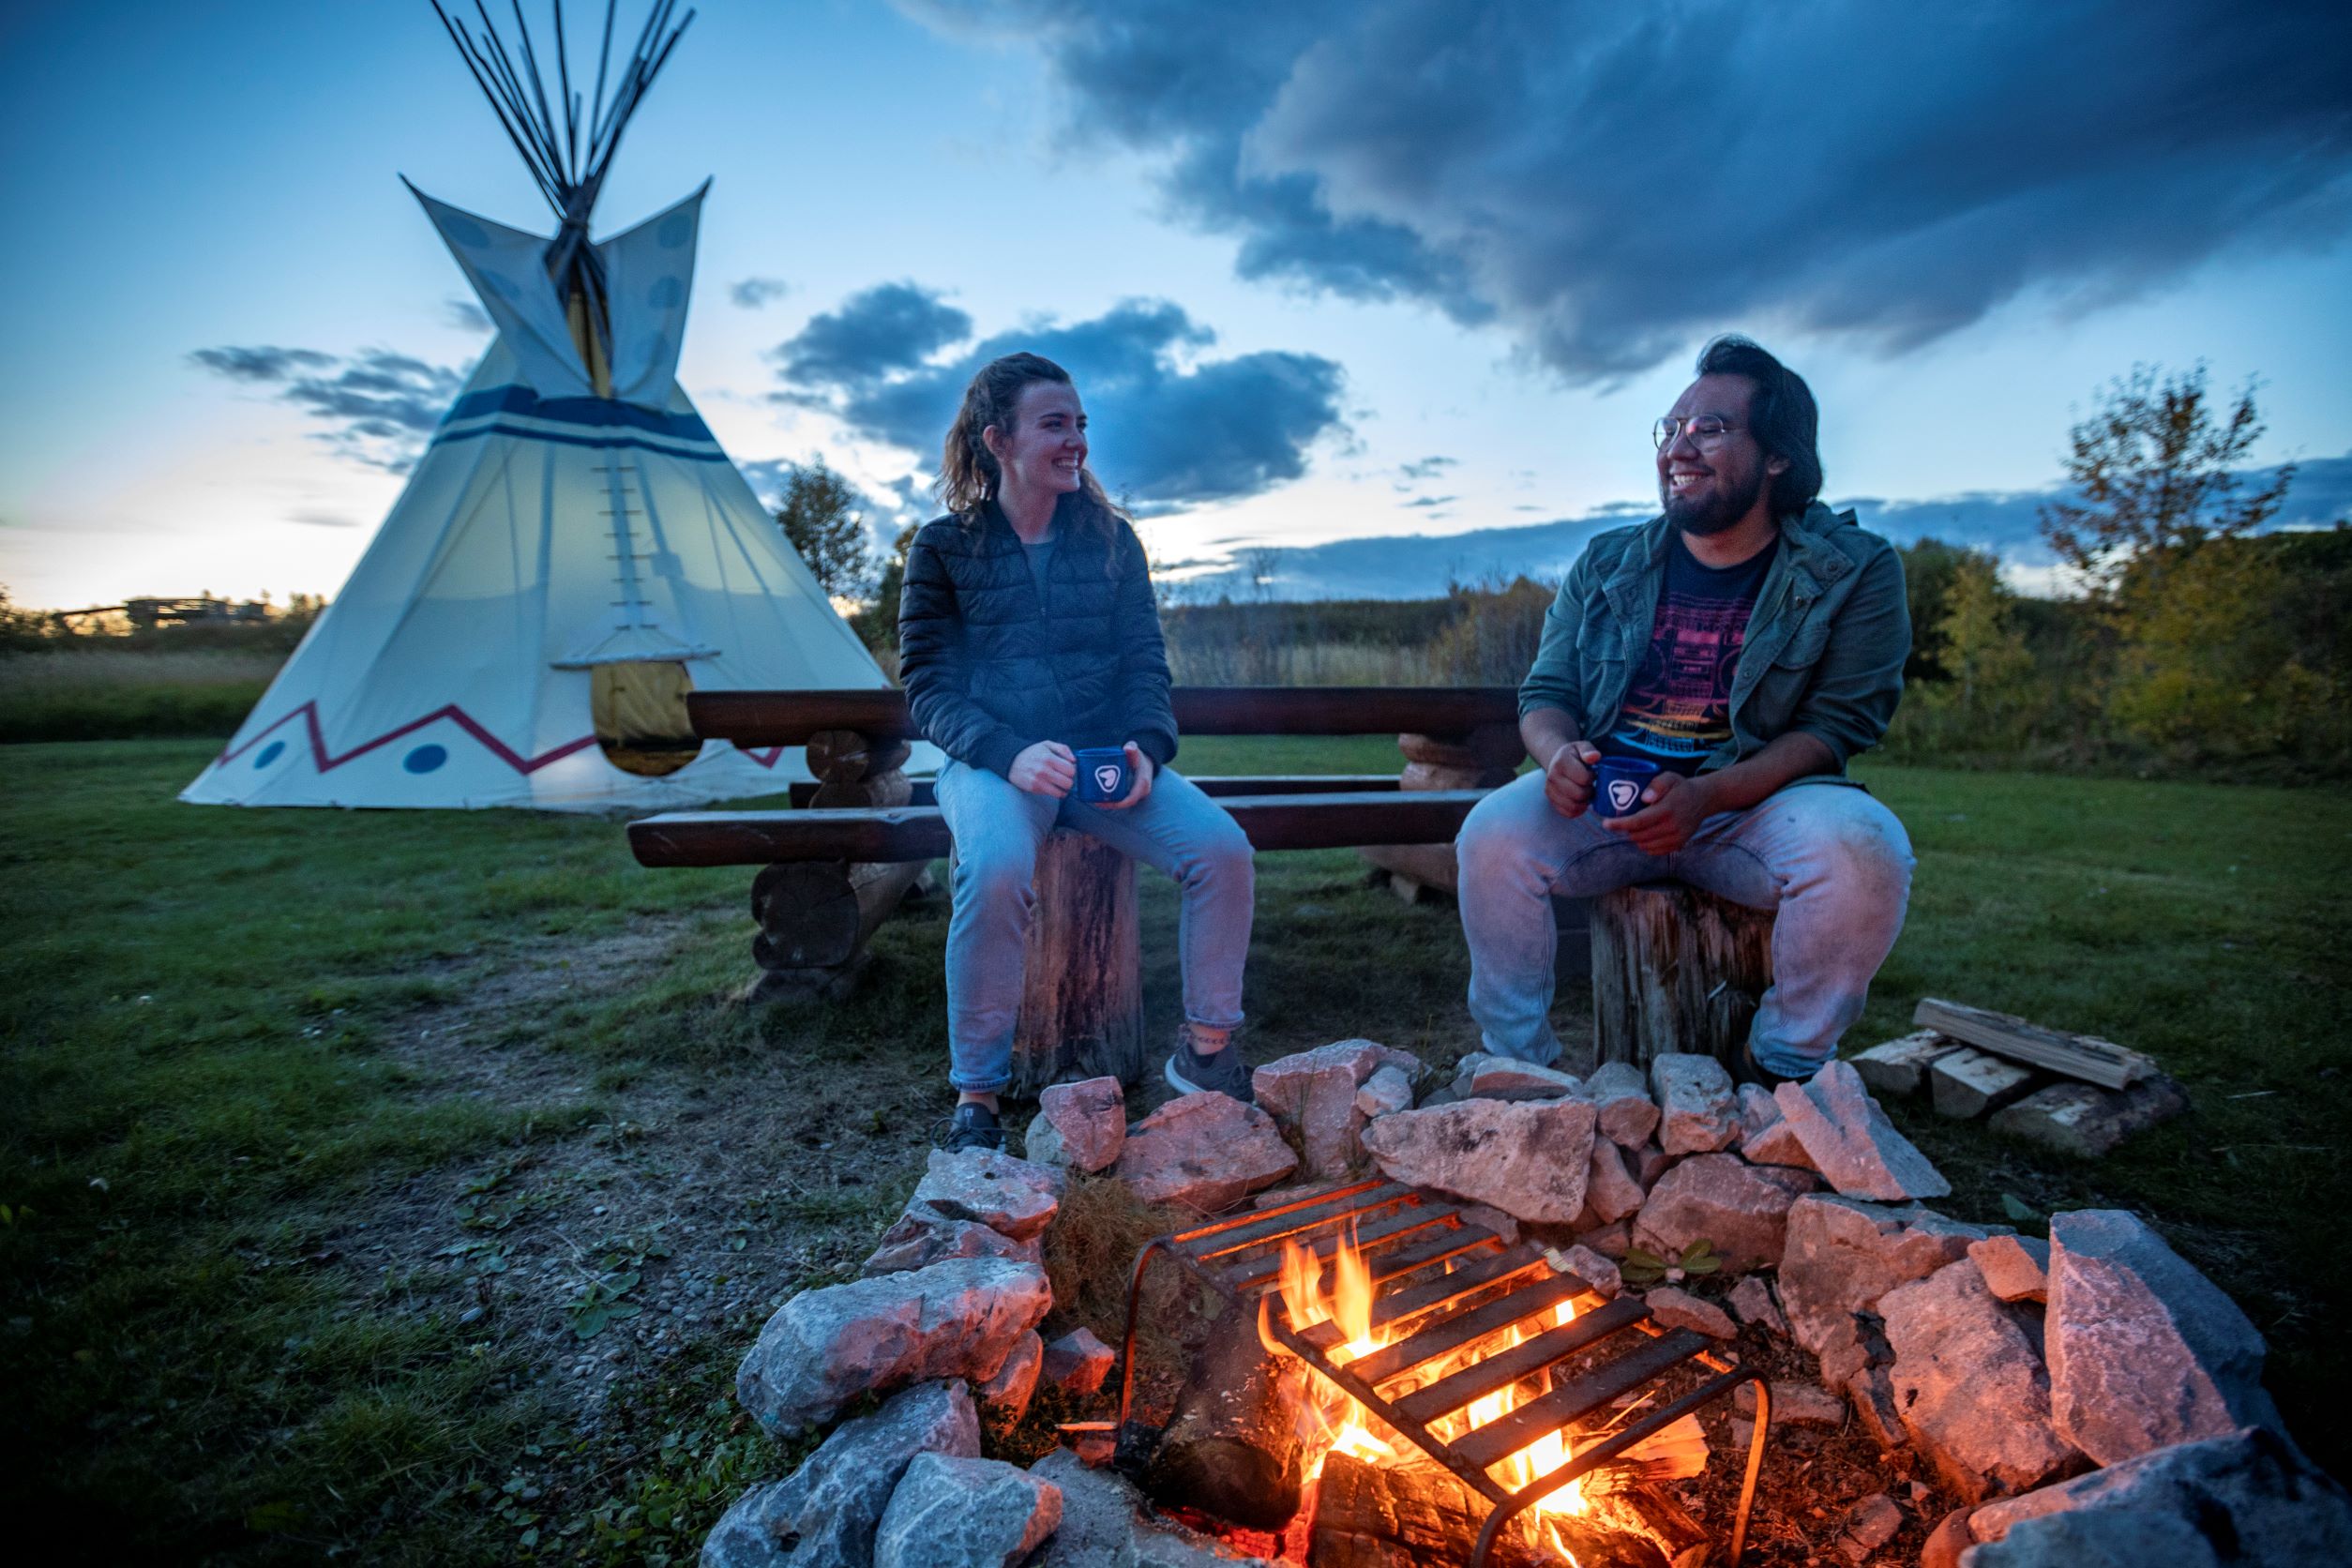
[1603,531,1778,774]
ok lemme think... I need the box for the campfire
[1111,1179,1771,1567]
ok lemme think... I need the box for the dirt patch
[323,916,950,1436]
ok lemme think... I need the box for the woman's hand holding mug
[1009,740,1077,798]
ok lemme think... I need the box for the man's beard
[1664,465,1767,536]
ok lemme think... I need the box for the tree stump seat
[1590,881,1776,1076]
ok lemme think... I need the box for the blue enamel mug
[1073,746,1132,804]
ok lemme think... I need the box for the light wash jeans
[1455,772,1915,1077]
[933,759,1254,1093]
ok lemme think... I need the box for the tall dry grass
[1,648,280,742]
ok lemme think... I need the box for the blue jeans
[933,759,1255,1094]
[1455,773,1915,1077]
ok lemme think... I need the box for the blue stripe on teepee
[428,421,731,461]
[440,384,716,442]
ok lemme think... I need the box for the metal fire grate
[1114,1177,1772,1567]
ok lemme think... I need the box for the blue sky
[3,0,2347,609]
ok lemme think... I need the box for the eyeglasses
[1653,415,1743,452]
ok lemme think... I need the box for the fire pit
[1112,1178,1772,1566]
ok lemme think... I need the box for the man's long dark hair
[1697,335,1823,520]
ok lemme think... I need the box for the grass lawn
[3,737,2347,1562]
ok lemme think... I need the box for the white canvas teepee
[184,2,892,811]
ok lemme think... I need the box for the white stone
[736,1259,1053,1437]
[873,1453,1061,1568]
[1928,1047,2038,1118]
[1632,1152,1814,1272]
[1582,1059,1662,1148]
[1848,1029,1962,1097]
[1359,1097,1598,1224]
[1651,1053,1741,1155]
[863,1207,1043,1277]
[1585,1138,1647,1224]
[1028,1076,1125,1173]
[1643,1285,1735,1338]
[2046,1209,2282,1466]
[1115,1092,1299,1211]
[1774,1061,1950,1200]
[910,1147,1064,1242]
[1879,1258,2078,1503]
[1253,1039,1421,1180]
[1354,1063,1415,1121]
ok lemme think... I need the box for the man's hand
[1604,771,1715,854]
[1009,741,1076,797]
[1543,741,1602,818]
[1100,743,1156,810]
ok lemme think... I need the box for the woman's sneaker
[933,1101,1003,1153]
[1164,1026,1254,1104]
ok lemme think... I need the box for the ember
[1120,1178,1772,1567]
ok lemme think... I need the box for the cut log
[1927,1047,2039,1118]
[749,858,924,973]
[1143,1311,1309,1530]
[1008,830,1145,1095]
[1306,1452,1668,1568]
[1912,997,2156,1089]
[805,727,913,783]
[1591,883,1774,1074]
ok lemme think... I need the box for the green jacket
[1519,502,1909,774]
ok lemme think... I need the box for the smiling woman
[899,352,1260,1150]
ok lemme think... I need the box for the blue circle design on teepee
[656,212,694,249]
[648,275,684,308]
[404,744,449,775]
[255,740,285,769]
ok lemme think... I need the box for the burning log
[1307,1452,1671,1568]
[1142,1309,1310,1530]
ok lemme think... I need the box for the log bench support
[1359,723,1522,901]
[1008,831,1145,1095]
[1590,882,1775,1075]
[744,728,922,1003]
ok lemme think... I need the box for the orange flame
[1273,1223,1591,1530]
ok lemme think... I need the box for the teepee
[184,1,892,810]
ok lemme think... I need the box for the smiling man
[1454,336,1916,1086]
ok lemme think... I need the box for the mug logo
[1607,779,1641,812]
[1094,764,1123,794]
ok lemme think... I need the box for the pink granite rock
[1040,1327,1115,1395]
[736,1259,1053,1436]
[911,1147,1066,1242]
[1359,1096,1598,1224]
[1878,1258,2079,1503]
[1115,1092,1299,1211]
[978,1329,1044,1425]
[1585,1138,1647,1224]
[1580,1060,1661,1148]
[1644,1286,1736,1339]
[1027,1076,1125,1174]
[1651,1053,1741,1154]
[1253,1038,1422,1179]
[864,1207,1046,1277]
[1777,1195,1996,1387]
[1632,1152,1815,1272]
[1774,1061,1950,1199]
[1969,1233,2051,1303]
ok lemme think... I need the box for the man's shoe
[1165,1026,1254,1104]
[933,1101,1004,1153]
[1731,1041,1795,1092]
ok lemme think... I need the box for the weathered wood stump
[1361,724,1522,901]
[1006,829,1146,1096]
[1591,882,1775,1075]
[743,728,921,1002]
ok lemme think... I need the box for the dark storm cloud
[780,288,1349,510]
[193,345,463,473]
[774,281,974,389]
[730,277,791,309]
[900,0,2352,382]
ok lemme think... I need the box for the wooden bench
[628,686,1523,1093]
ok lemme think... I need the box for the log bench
[629,686,1525,1095]
[1591,882,1776,1078]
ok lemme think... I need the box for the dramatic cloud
[774,281,973,389]
[192,345,463,473]
[444,298,492,333]
[730,277,790,309]
[776,286,1349,510]
[901,0,2352,382]
[1174,453,2352,601]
